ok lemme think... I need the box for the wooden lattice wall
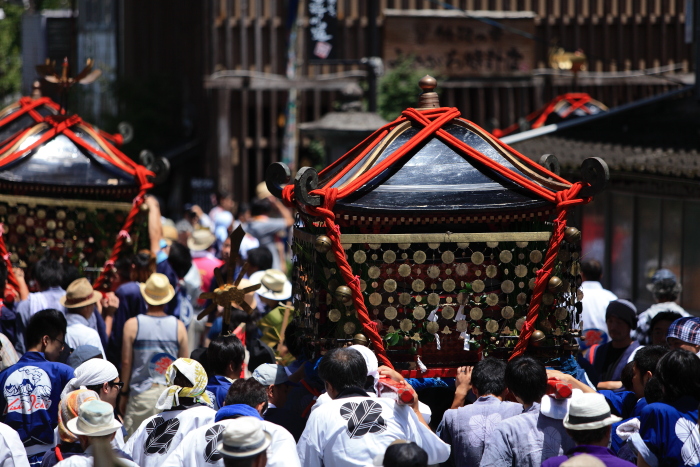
[205,0,692,201]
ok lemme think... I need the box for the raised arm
[119,317,137,415]
[145,195,163,256]
[269,196,294,227]
[177,320,189,357]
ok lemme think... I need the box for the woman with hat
[56,400,139,467]
[120,273,189,435]
[61,278,106,359]
[541,393,632,466]
[249,269,292,350]
[41,388,99,466]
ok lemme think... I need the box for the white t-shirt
[298,395,450,467]
[161,418,299,467]
[0,421,29,467]
[124,405,216,467]
[580,281,617,334]
[65,313,105,357]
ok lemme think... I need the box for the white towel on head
[349,344,380,394]
[61,358,119,399]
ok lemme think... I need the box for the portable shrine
[267,76,609,375]
[0,78,168,289]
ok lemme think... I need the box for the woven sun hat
[255,181,272,200]
[187,228,217,251]
[163,225,179,245]
[66,400,122,437]
[249,269,292,301]
[217,416,272,458]
[59,278,100,309]
[563,393,621,430]
[230,278,258,311]
[139,273,175,306]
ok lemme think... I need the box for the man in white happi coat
[0,421,30,467]
[161,378,299,467]
[124,358,215,467]
[297,347,450,467]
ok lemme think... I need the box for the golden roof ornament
[416,75,440,109]
[36,58,102,90]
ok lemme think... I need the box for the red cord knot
[349,275,361,287]
[281,184,296,206]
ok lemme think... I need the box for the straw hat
[255,181,271,200]
[563,393,621,430]
[231,278,258,311]
[139,273,175,306]
[60,278,100,309]
[66,400,122,437]
[249,269,292,301]
[187,229,216,251]
[217,416,271,458]
[163,225,178,244]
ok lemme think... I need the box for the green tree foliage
[0,3,23,99]
[377,55,437,121]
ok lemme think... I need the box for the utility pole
[695,0,700,101]
[368,0,379,112]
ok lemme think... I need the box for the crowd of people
[0,189,699,467]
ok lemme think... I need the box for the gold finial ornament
[417,75,440,109]
[197,226,262,326]
[35,58,102,90]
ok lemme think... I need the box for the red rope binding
[0,224,19,291]
[509,183,588,360]
[283,185,393,368]
[93,165,154,290]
